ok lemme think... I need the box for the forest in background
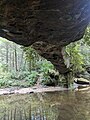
[0,27,90,88]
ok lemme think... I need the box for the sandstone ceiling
[0,0,90,73]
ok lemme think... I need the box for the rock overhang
[0,0,90,73]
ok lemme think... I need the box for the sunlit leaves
[83,27,90,45]
[66,42,84,73]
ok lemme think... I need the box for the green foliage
[37,60,55,84]
[81,27,90,65]
[66,42,84,73]
[37,60,54,73]
[23,47,36,62]
[25,71,39,86]
[23,46,55,85]
[0,72,13,87]
[0,63,8,72]
[65,26,90,75]
[0,79,6,87]
[83,27,90,45]
[80,44,90,65]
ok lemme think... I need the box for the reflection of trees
[0,91,90,120]
[0,106,56,120]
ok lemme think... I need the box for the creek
[0,88,90,120]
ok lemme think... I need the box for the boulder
[74,78,90,85]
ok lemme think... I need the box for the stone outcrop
[0,0,90,73]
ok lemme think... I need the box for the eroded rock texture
[0,0,90,73]
[33,42,69,73]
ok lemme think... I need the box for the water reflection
[0,89,90,120]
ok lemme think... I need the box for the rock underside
[0,0,90,73]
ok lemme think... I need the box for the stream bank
[0,85,90,96]
[0,86,69,95]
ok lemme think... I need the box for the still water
[0,89,90,120]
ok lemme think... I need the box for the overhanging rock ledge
[0,0,90,73]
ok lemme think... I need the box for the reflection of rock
[52,103,87,120]
[74,78,90,85]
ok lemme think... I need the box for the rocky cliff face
[0,0,90,73]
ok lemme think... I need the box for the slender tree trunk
[6,43,9,71]
[14,45,18,71]
[12,49,15,69]
[29,60,32,73]
[18,50,24,71]
[9,50,12,72]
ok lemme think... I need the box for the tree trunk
[6,42,9,71]
[14,44,18,71]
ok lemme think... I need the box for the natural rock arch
[0,0,90,73]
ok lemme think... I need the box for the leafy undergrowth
[0,79,34,88]
[0,70,65,89]
[0,71,39,88]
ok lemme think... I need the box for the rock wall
[0,0,90,73]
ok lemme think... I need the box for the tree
[83,27,90,45]
[66,42,84,73]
